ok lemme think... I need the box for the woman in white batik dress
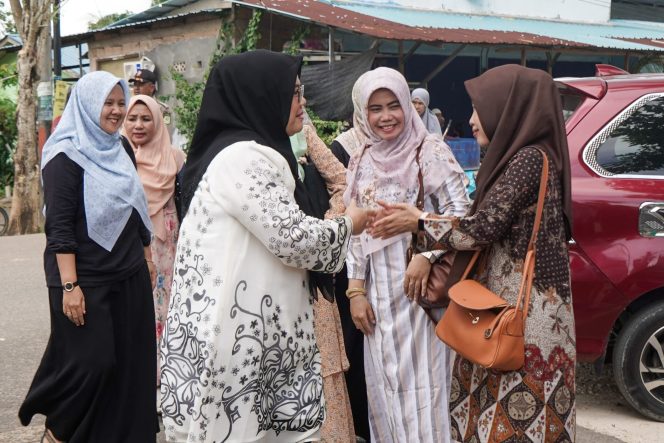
[344,67,470,443]
[160,50,372,443]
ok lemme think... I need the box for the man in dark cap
[128,69,172,126]
[129,68,158,96]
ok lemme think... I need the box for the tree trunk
[7,41,42,234]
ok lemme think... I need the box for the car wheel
[612,300,664,422]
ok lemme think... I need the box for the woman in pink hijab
[343,67,469,442]
[123,95,185,394]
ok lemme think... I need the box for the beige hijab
[123,94,185,241]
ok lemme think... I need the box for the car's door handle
[639,202,664,237]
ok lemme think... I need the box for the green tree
[0,62,17,196]
[170,10,263,146]
[7,0,52,234]
[88,11,131,31]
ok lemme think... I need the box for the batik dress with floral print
[418,148,576,443]
[160,141,352,443]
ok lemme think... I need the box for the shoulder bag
[435,148,549,371]
[406,143,456,310]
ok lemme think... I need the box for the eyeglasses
[294,84,305,103]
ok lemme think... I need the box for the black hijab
[181,50,311,215]
[180,50,332,300]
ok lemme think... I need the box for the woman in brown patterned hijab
[466,63,572,237]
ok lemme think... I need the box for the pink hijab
[123,95,185,241]
[344,67,462,255]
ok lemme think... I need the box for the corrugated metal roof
[0,34,22,51]
[335,2,664,49]
[233,0,664,52]
[233,0,580,47]
[62,8,225,42]
[110,0,203,28]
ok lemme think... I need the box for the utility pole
[53,0,61,77]
[36,2,52,156]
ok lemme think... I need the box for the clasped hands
[348,201,432,336]
[346,200,423,237]
[369,201,431,302]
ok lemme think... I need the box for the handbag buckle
[484,328,492,338]
[468,311,480,324]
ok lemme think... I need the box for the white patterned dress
[160,141,352,443]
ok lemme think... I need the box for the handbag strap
[414,143,425,210]
[459,148,550,320]
[410,143,425,250]
[516,148,549,320]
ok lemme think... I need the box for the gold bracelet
[345,287,367,299]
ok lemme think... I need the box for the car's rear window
[559,91,584,122]
[595,97,664,176]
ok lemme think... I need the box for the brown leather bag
[406,144,456,310]
[435,149,549,371]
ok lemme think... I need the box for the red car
[557,65,664,421]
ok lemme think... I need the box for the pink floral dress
[153,196,179,379]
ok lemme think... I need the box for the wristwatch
[63,281,79,292]
[418,211,430,231]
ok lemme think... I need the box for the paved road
[0,234,658,442]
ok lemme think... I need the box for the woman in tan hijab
[123,95,185,386]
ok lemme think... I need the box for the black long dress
[18,150,158,442]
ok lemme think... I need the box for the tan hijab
[123,95,185,241]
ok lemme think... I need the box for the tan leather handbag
[435,149,549,371]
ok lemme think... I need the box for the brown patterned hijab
[465,64,572,238]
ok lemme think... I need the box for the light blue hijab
[41,71,152,251]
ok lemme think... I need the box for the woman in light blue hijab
[411,87,443,135]
[19,71,159,443]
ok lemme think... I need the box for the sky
[60,0,151,35]
[1,0,152,37]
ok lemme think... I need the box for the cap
[129,69,157,85]
[432,108,442,115]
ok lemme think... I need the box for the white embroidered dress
[161,141,352,443]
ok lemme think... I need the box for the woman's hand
[350,295,376,335]
[369,201,422,239]
[63,287,86,326]
[346,201,376,235]
[146,260,157,290]
[404,254,432,302]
